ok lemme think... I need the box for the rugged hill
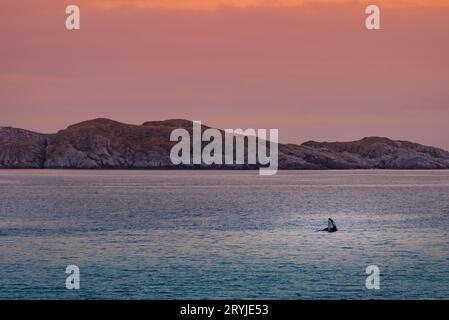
[1,118,449,169]
[0,127,47,168]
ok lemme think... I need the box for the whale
[318,218,338,232]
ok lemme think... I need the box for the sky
[1,0,449,149]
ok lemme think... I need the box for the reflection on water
[1,170,449,299]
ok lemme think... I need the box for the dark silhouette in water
[319,218,338,232]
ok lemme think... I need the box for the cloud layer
[91,0,449,10]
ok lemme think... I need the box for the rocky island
[1,118,449,169]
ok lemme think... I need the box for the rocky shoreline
[1,118,449,170]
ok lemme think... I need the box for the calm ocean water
[1,170,448,300]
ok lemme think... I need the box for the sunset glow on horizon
[1,0,448,149]
[90,0,449,10]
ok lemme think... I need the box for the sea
[1,170,448,299]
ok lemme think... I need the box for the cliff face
[44,119,175,168]
[0,127,47,168]
[279,137,449,169]
[1,118,449,169]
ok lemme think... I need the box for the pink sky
[1,1,448,149]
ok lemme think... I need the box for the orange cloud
[91,0,449,10]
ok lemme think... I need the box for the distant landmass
[1,118,449,169]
